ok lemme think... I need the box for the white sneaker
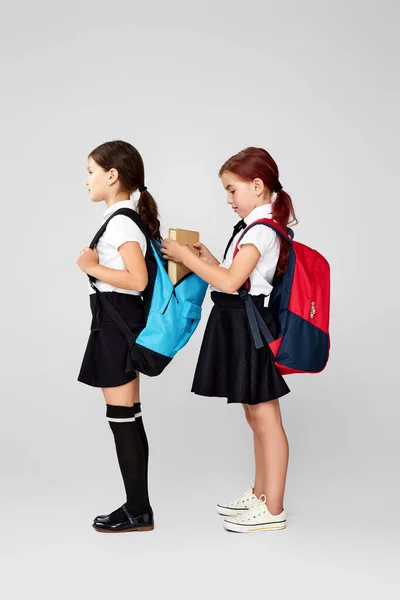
[223,495,287,533]
[216,486,259,517]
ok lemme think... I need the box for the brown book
[168,228,200,284]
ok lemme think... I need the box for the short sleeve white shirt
[211,203,280,296]
[88,197,147,296]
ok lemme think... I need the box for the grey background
[1,0,399,598]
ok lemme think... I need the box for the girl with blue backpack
[161,147,297,533]
[76,140,158,533]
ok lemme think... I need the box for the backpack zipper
[309,251,319,320]
[162,289,180,314]
[173,271,191,289]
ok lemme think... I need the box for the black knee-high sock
[106,404,150,516]
[133,403,150,506]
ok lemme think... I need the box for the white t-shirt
[211,203,280,296]
[88,198,147,296]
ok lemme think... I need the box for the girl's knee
[101,378,137,407]
[243,404,253,428]
[248,399,282,433]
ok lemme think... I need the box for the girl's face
[221,171,270,219]
[85,156,113,203]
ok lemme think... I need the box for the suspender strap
[223,219,246,261]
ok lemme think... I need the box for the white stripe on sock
[135,411,142,418]
[107,417,136,423]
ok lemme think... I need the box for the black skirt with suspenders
[77,211,146,389]
[78,292,145,388]
[191,220,290,405]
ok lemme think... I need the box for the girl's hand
[76,246,99,273]
[161,239,219,267]
[192,242,219,265]
[161,239,191,263]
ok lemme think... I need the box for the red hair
[219,147,298,276]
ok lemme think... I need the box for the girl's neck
[105,195,131,209]
[252,200,272,210]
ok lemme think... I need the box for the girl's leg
[131,374,150,506]
[101,374,150,516]
[247,399,289,515]
[243,405,264,495]
[101,375,139,407]
[103,373,150,506]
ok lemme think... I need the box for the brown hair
[219,147,297,276]
[89,140,161,242]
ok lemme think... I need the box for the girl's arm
[76,242,148,292]
[161,240,260,294]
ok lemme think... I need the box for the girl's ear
[253,178,265,196]
[108,168,119,185]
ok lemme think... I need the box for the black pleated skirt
[191,292,290,405]
[78,292,146,388]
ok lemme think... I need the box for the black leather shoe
[93,504,154,533]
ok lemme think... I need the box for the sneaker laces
[239,494,267,521]
[230,482,255,507]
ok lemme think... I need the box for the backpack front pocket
[172,301,202,354]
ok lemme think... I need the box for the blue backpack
[88,208,208,376]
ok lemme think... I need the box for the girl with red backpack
[162,147,313,533]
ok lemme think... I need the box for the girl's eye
[230,190,235,194]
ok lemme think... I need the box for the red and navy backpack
[233,219,330,375]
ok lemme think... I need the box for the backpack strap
[239,290,275,348]
[87,208,154,344]
[233,218,293,262]
[233,218,294,294]
[93,289,137,348]
[233,219,294,350]
[88,207,152,267]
